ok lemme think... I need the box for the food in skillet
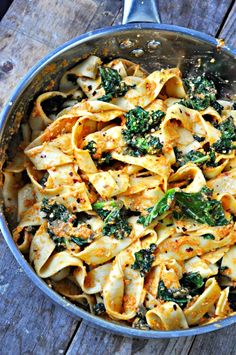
[3,55,236,330]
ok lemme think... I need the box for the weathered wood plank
[158,0,233,36]
[66,322,194,355]
[188,323,236,355]
[0,236,79,354]
[0,0,235,354]
[219,0,236,48]
[0,24,50,110]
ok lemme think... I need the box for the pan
[0,0,236,338]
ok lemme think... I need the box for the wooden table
[0,1,235,354]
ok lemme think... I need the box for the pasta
[3,55,236,331]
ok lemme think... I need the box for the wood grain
[0,0,235,354]
[219,0,236,48]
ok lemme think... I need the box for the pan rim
[0,22,236,339]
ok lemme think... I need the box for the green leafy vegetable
[131,244,156,277]
[180,75,217,111]
[123,131,163,156]
[133,306,149,330]
[39,172,49,188]
[158,280,190,308]
[181,272,204,294]
[83,140,97,155]
[97,152,112,165]
[138,187,229,227]
[125,106,165,135]
[138,189,176,226]
[174,187,229,227]
[41,198,72,223]
[158,272,204,308]
[213,116,236,153]
[99,67,132,102]
[93,199,132,239]
[70,236,90,247]
[93,303,106,315]
[47,229,67,252]
[174,148,209,167]
[201,233,215,240]
[211,101,224,114]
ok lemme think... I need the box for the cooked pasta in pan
[3,55,236,330]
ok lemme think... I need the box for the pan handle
[122,0,161,24]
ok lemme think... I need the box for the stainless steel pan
[0,0,236,338]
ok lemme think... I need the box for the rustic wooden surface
[0,1,235,354]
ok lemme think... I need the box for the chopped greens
[99,67,132,102]
[201,233,215,240]
[93,303,106,315]
[180,75,217,111]
[174,148,209,167]
[71,236,90,247]
[158,280,190,308]
[125,106,165,134]
[133,306,149,330]
[181,272,204,295]
[83,140,97,155]
[41,198,72,223]
[131,244,156,277]
[138,189,176,226]
[174,187,229,227]
[123,131,163,156]
[213,116,236,153]
[138,187,229,227]
[47,229,67,252]
[122,107,165,157]
[93,199,132,239]
[158,272,204,308]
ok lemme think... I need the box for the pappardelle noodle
[4,55,236,331]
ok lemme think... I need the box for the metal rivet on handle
[131,48,144,57]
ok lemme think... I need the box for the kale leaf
[213,116,236,153]
[47,229,67,252]
[83,140,97,155]
[70,236,90,247]
[181,272,204,295]
[123,131,163,156]
[131,244,156,277]
[138,189,176,226]
[174,187,229,226]
[125,106,165,135]
[174,148,209,167]
[158,280,190,308]
[93,303,106,315]
[99,67,132,102]
[180,75,217,111]
[41,198,72,223]
[93,199,132,239]
[158,272,204,308]
[138,187,229,227]
[201,233,215,240]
